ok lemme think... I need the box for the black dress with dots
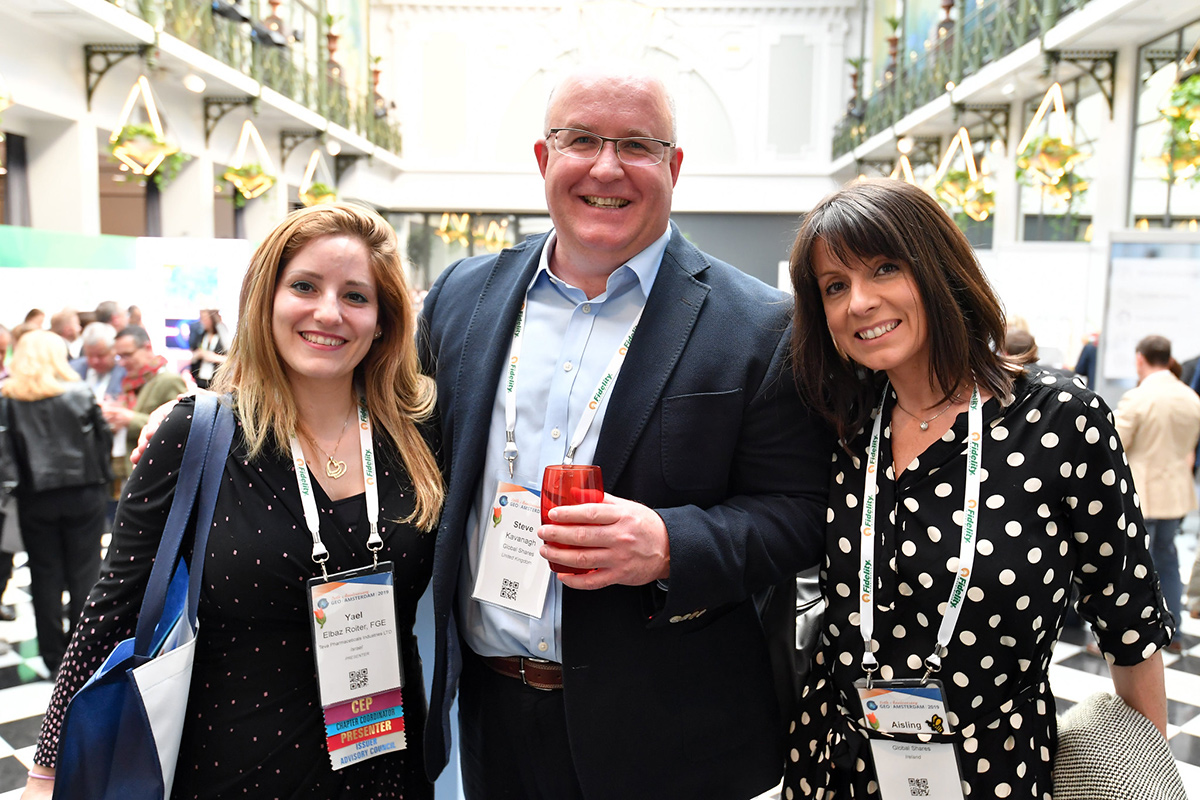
[783,370,1173,800]
[36,397,437,799]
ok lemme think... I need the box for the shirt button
[563,361,573,372]
[551,428,561,439]
[538,641,548,652]
[582,303,592,314]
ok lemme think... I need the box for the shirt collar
[533,224,671,300]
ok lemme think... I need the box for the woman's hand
[129,398,181,466]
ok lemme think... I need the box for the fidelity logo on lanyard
[858,385,982,682]
[290,398,406,769]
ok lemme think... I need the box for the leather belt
[481,655,564,691]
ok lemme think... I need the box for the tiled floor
[2,537,1200,799]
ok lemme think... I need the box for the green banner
[0,225,136,270]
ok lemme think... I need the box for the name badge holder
[853,386,983,800]
[292,398,407,771]
[470,279,641,618]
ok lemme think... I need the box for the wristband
[27,771,55,781]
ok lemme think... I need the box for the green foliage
[884,15,902,33]
[847,57,866,71]
[306,182,336,198]
[1015,135,1083,185]
[323,12,343,30]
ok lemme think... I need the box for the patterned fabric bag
[1052,691,1186,800]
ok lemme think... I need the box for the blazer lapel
[445,238,545,514]
[593,230,710,488]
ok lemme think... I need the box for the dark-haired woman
[783,178,1171,799]
[23,203,443,799]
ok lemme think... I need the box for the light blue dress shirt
[458,226,670,662]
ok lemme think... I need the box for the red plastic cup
[541,464,604,574]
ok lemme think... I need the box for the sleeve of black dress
[1064,389,1175,663]
[34,398,198,766]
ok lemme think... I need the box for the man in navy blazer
[419,66,832,799]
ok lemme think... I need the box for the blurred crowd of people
[0,300,228,667]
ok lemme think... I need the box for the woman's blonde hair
[1,330,80,401]
[212,202,443,531]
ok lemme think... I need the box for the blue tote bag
[53,395,235,800]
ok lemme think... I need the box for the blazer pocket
[661,389,743,492]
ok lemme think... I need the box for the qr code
[907,777,931,797]
[501,579,519,602]
[349,667,369,692]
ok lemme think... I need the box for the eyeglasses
[546,128,675,167]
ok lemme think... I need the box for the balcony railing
[833,0,1091,158]
[114,0,402,157]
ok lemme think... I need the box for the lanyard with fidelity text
[502,274,642,477]
[289,397,382,579]
[858,385,983,683]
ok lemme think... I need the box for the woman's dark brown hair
[789,178,1016,443]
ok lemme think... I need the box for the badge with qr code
[307,563,404,708]
[854,678,964,799]
[471,477,553,618]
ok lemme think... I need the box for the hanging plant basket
[299,181,338,206]
[1162,72,1200,124]
[222,162,275,206]
[109,123,190,189]
[1016,135,1087,187]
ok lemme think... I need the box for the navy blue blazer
[69,357,126,399]
[418,226,832,798]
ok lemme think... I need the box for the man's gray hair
[80,322,117,350]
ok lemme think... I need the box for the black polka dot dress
[783,371,1174,800]
[36,397,437,799]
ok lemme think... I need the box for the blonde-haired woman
[23,203,444,799]
[0,330,112,677]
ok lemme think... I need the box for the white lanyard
[858,385,982,683]
[289,397,383,580]
[502,275,642,477]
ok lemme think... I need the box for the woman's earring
[373,330,382,339]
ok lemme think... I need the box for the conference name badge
[471,478,551,618]
[308,563,407,768]
[855,678,965,800]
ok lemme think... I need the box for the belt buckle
[517,656,554,691]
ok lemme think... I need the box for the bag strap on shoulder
[133,395,235,657]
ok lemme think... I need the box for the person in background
[1114,334,1200,655]
[784,178,1170,799]
[92,300,128,334]
[1074,331,1099,387]
[23,309,45,329]
[418,65,830,799]
[69,322,128,516]
[23,202,443,798]
[0,323,14,625]
[126,304,142,327]
[48,309,82,359]
[100,326,186,482]
[0,331,111,676]
[188,308,229,390]
[1002,327,1076,382]
[0,324,10,381]
[69,323,125,402]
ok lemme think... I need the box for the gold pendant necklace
[303,411,352,479]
